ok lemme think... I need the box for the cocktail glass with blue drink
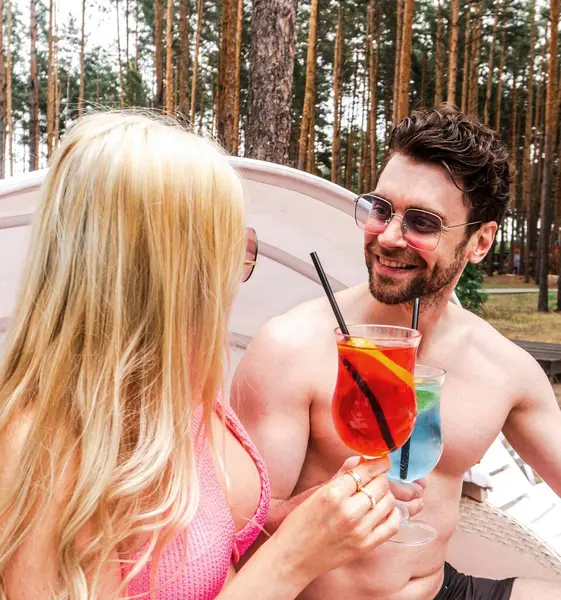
[388,364,445,545]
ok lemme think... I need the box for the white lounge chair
[0,159,560,581]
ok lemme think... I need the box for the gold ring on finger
[358,487,376,510]
[345,469,362,493]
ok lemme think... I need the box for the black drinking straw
[310,252,349,335]
[399,297,420,480]
[310,251,395,452]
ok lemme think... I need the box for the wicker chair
[449,494,561,580]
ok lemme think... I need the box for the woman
[0,113,400,599]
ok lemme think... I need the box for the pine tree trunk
[199,71,205,134]
[509,69,519,215]
[460,5,471,114]
[78,0,86,117]
[6,0,12,175]
[467,0,482,117]
[369,4,381,187]
[434,0,443,106]
[178,0,189,116]
[0,0,5,179]
[245,0,297,164]
[447,0,460,105]
[29,0,39,171]
[498,221,506,275]
[420,52,427,107]
[392,0,403,124]
[396,0,413,123]
[359,64,368,193]
[483,3,499,126]
[165,0,174,114]
[154,0,164,107]
[306,84,316,174]
[494,24,507,132]
[331,1,344,184]
[538,0,559,311]
[190,0,203,123]
[135,0,140,72]
[526,70,545,283]
[218,0,238,150]
[217,0,231,138]
[232,0,244,154]
[297,0,319,171]
[345,56,359,189]
[125,0,130,69]
[46,0,57,158]
[55,79,61,149]
[521,0,537,249]
[116,0,125,107]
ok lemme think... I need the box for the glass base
[388,519,437,546]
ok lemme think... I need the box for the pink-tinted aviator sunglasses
[243,227,258,283]
[355,194,482,251]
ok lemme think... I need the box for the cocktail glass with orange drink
[333,324,433,546]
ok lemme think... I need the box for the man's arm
[502,351,561,496]
[231,316,315,532]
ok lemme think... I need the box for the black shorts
[434,563,515,600]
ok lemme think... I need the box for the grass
[480,288,561,406]
[482,273,559,289]
[482,292,561,343]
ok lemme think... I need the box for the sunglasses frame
[242,226,258,283]
[355,194,483,251]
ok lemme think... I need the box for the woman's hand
[272,456,400,582]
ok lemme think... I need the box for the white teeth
[379,257,413,269]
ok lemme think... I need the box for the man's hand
[389,478,426,518]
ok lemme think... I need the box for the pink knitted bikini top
[122,403,271,599]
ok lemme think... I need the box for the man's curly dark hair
[382,104,512,234]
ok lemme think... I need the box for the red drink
[332,327,419,457]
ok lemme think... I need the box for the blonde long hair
[0,112,246,598]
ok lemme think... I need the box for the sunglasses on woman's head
[242,227,258,283]
[354,194,482,252]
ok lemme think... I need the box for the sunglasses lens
[355,195,372,228]
[403,210,441,251]
[242,227,258,283]
[356,195,392,234]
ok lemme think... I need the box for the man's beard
[365,239,468,305]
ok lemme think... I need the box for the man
[232,106,561,599]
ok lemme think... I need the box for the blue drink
[388,383,443,482]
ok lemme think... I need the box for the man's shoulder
[446,302,543,380]
[254,295,337,356]
[256,285,365,352]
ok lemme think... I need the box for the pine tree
[178,0,189,116]
[190,0,203,122]
[232,0,244,154]
[154,0,164,107]
[460,4,471,114]
[483,3,499,126]
[245,0,297,163]
[331,1,344,184]
[6,0,12,174]
[392,0,403,124]
[521,0,537,275]
[434,0,443,105]
[396,0,414,122]
[29,0,39,170]
[165,0,174,114]
[538,0,559,311]
[446,0,459,105]
[297,0,319,171]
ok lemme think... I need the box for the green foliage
[456,262,488,314]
